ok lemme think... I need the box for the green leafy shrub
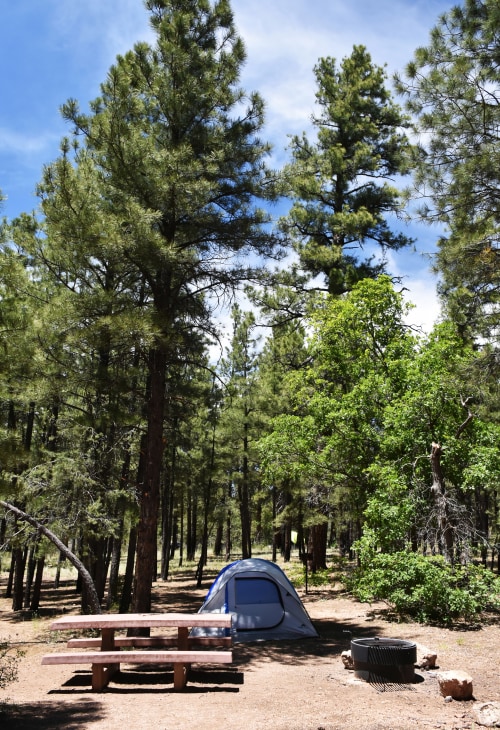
[346,550,500,624]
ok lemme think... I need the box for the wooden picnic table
[43,612,233,690]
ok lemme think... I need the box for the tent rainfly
[192,558,319,642]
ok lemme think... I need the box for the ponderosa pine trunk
[308,522,328,573]
[132,347,166,614]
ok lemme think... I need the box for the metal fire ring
[350,637,417,683]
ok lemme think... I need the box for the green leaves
[283,45,414,294]
[348,550,500,623]
[396,0,500,345]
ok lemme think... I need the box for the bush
[0,640,23,691]
[345,550,500,624]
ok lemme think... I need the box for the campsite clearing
[1,565,499,730]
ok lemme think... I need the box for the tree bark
[119,525,137,614]
[308,522,328,572]
[430,442,454,563]
[132,348,166,614]
[12,547,26,611]
[30,556,45,612]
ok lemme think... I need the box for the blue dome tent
[192,558,319,642]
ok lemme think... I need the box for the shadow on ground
[1,700,105,729]
[233,617,387,668]
[45,666,243,695]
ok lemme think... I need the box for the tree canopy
[283,45,415,295]
[396,0,500,344]
[0,0,499,623]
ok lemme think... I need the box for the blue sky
[0,0,455,332]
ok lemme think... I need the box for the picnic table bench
[42,612,233,691]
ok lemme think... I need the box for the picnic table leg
[101,628,115,651]
[173,662,188,690]
[92,628,119,689]
[174,626,190,690]
[92,663,116,691]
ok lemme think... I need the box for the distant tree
[12,152,142,611]
[283,45,414,295]
[253,318,309,560]
[260,277,500,569]
[259,277,415,568]
[0,500,101,613]
[395,0,500,344]
[376,320,500,565]
[218,305,263,559]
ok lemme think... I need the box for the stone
[415,651,437,669]
[436,670,473,700]
[473,701,500,727]
[341,649,354,670]
[415,647,438,669]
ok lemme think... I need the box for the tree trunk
[12,547,26,611]
[120,525,137,614]
[0,500,101,614]
[5,551,15,598]
[106,526,123,609]
[430,442,454,563]
[239,426,252,559]
[161,432,177,580]
[23,544,37,609]
[54,551,65,589]
[133,348,166,614]
[308,522,328,572]
[196,423,216,587]
[225,482,232,562]
[30,556,45,612]
[186,485,197,562]
[0,517,6,572]
[86,536,108,606]
[213,521,223,557]
[271,486,277,563]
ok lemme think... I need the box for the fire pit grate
[351,637,417,684]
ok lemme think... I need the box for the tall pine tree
[395,0,500,346]
[17,0,280,612]
[283,45,414,295]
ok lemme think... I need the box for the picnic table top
[49,612,233,631]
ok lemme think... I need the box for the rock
[341,649,354,670]
[436,670,473,700]
[416,651,438,669]
[473,701,500,727]
[415,643,438,669]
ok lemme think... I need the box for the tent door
[231,576,285,631]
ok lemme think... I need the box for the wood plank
[66,635,232,649]
[67,636,176,648]
[42,650,233,665]
[49,612,233,631]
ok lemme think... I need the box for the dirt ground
[0,565,499,730]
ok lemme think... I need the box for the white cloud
[0,127,57,156]
[46,0,151,53]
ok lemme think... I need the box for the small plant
[0,639,24,690]
[285,564,333,589]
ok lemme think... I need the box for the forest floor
[0,561,499,730]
